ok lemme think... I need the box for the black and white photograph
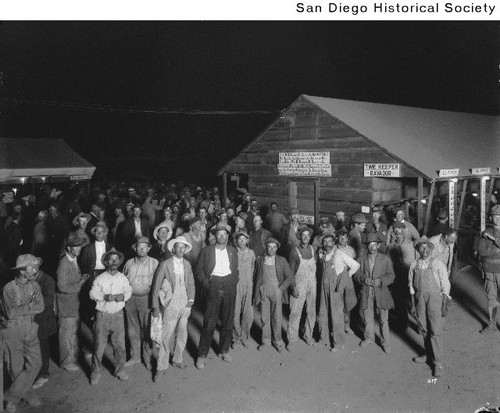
[0,19,499,413]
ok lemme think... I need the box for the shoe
[305,338,317,346]
[5,401,16,413]
[345,326,355,335]
[413,355,427,363]
[287,343,295,352]
[273,344,284,353]
[90,373,101,385]
[32,377,49,389]
[433,362,443,377]
[171,361,187,369]
[359,339,373,348]
[383,345,392,354]
[196,357,206,370]
[241,341,248,348]
[330,345,345,352]
[221,353,232,363]
[116,370,129,381]
[480,324,498,334]
[63,363,80,372]
[22,397,41,407]
[124,358,140,367]
[257,344,268,351]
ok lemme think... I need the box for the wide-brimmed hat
[132,236,152,250]
[353,213,368,224]
[101,250,125,267]
[72,212,91,227]
[153,223,173,241]
[12,254,43,270]
[365,233,382,244]
[290,208,300,215]
[189,216,201,227]
[265,237,281,249]
[212,223,231,234]
[167,236,192,254]
[319,217,331,226]
[415,237,434,251]
[298,226,312,237]
[216,208,227,218]
[66,232,87,248]
[238,212,248,221]
[371,206,382,213]
[490,204,500,216]
[90,222,108,236]
[235,231,250,240]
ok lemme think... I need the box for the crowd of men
[0,180,497,412]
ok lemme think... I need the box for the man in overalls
[318,235,359,351]
[408,239,450,377]
[286,226,317,350]
[254,237,294,353]
[150,236,195,380]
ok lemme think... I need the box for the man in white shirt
[195,223,239,369]
[318,235,360,351]
[123,236,159,370]
[89,251,132,385]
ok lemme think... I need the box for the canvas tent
[0,138,95,183]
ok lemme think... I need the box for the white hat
[153,223,173,241]
[166,236,192,254]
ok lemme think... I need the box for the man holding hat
[2,254,44,411]
[89,250,132,384]
[232,231,255,349]
[254,237,293,353]
[355,233,395,353]
[123,236,159,369]
[195,223,239,368]
[287,225,317,349]
[408,238,450,377]
[150,235,195,377]
[478,204,500,334]
[57,233,89,371]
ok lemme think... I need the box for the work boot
[273,343,284,353]
[480,306,498,334]
[413,354,427,363]
[359,339,373,348]
[196,357,206,369]
[433,363,444,377]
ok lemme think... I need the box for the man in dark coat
[195,223,239,369]
[355,233,395,353]
[119,203,151,259]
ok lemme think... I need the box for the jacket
[196,244,239,288]
[79,241,115,275]
[56,254,83,318]
[253,254,294,305]
[355,252,395,310]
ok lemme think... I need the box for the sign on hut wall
[471,167,491,175]
[298,214,315,225]
[363,163,400,177]
[277,152,331,177]
[438,169,459,178]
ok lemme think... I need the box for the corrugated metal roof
[305,95,500,180]
[0,138,96,180]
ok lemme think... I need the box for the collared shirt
[123,256,159,295]
[264,255,276,266]
[212,247,231,276]
[90,271,132,314]
[325,248,360,277]
[94,240,106,270]
[335,244,356,259]
[173,256,184,275]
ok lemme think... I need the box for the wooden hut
[218,95,500,233]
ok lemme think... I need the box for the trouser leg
[303,279,317,341]
[109,312,126,375]
[172,308,190,364]
[198,283,223,358]
[58,317,79,367]
[269,287,283,346]
[260,289,272,345]
[38,335,51,378]
[427,293,443,364]
[91,312,109,378]
[318,286,330,343]
[362,297,375,341]
[240,284,254,343]
[287,284,306,343]
[136,296,152,366]
[232,283,244,343]
[125,297,141,362]
[219,283,236,355]
[378,308,390,347]
[331,293,345,347]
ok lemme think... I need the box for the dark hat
[415,237,434,251]
[290,208,300,215]
[392,222,406,230]
[216,208,227,218]
[371,206,382,213]
[66,232,87,248]
[490,204,500,216]
[298,226,312,237]
[365,233,382,244]
[90,222,109,236]
[238,212,248,221]
[12,254,43,270]
[189,216,201,226]
[101,250,125,267]
[72,212,91,227]
[319,217,331,226]
[265,237,281,249]
[132,236,152,250]
[353,213,368,224]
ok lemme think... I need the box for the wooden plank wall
[228,97,416,219]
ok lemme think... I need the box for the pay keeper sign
[364,163,401,177]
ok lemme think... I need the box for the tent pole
[314,179,319,226]
[456,179,468,231]
[423,180,435,236]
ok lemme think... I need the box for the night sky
[0,22,498,184]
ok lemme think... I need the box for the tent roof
[0,138,96,181]
[304,95,500,180]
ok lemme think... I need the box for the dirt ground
[13,263,500,413]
